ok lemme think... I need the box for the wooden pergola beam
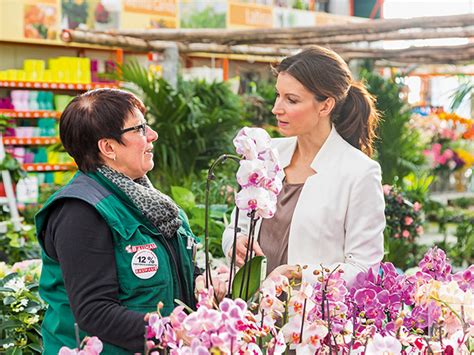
[60,12,474,65]
[89,14,474,44]
[269,27,474,45]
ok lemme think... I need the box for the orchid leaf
[231,256,267,301]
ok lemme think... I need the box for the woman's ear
[97,138,116,161]
[319,97,336,118]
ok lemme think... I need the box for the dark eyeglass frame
[120,122,147,136]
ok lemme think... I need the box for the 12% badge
[131,250,158,279]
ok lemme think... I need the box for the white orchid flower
[235,186,277,219]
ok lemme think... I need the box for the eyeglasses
[120,122,148,136]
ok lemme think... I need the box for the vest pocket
[114,228,174,295]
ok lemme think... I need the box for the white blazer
[222,126,385,286]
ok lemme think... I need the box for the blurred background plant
[120,61,246,192]
[361,68,426,186]
[0,225,40,264]
[382,184,424,270]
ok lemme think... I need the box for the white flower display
[233,127,282,219]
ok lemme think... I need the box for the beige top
[258,181,304,276]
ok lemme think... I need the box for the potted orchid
[142,247,473,354]
[201,127,282,300]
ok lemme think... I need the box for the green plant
[383,184,424,270]
[0,115,14,133]
[62,0,88,28]
[0,153,27,183]
[171,186,228,258]
[449,76,473,111]
[448,196,474,209]
[449,221,474,266]
[402,172,435,206]
[242,79,276,127]
[0,224,40,264]
[120,61,245,190]
[180,5,226,28]
[361,69,425,185]
[0,268,45,354]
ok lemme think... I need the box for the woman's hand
[195,265,229,303]
[227,233,265,267]
[268,264,302,281]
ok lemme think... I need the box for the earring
[112,155,116,161]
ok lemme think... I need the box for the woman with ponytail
[222,46,385,287]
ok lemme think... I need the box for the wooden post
[163,43,179,89]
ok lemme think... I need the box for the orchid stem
[299,298,307,343]
[74,323,81,350]
[204,154,240,289]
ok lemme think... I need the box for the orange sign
[123,0,177,17]
[27,0,56,4]
[228,2,272,29]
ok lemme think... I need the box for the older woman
[36,89,198,354]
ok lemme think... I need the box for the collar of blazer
[275,125,347,174]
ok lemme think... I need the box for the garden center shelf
[0,109,62,118]
[22,163,77,172]
[0,81,119,90]
[3,137,60,145]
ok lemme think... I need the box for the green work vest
[35,171,197,355]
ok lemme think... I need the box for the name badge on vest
[126,243,159,279]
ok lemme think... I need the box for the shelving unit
[2,137,60,145]
[22,163,76,172]
[0,109,62,118]
[0,80,119,90]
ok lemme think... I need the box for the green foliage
[361,69,425,185]
[232,256,266,301]
[180,6,226,29]
[424,198,474,267]
[448,196,474,209]
[0,268,45,354]
[170,186,228,258]
[383,185,424,270]
[0,225,40,264]
[0,115,14,132]
[61,0,88,25]
[449,77,473,111]
[0,153,27,183]
[243,79,276,127]
[449,221,474,266]
[402,172,435,206]
[120,61,246,191]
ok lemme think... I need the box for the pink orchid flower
[82,337,103,354]
[233,127,272,160]
[267,330,286,355]
[58,337,103,355]
[236,159,268,187]
[235,186,277,219]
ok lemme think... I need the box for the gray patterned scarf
[97,165,182,239]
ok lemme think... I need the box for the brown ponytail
[273,45,380,157]
[334,82,379,157]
